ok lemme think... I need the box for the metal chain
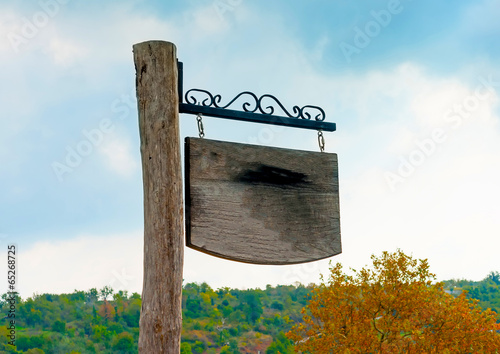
[196,113,205,138]
[317,130,325,152]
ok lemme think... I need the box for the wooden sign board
[185,137,341,265]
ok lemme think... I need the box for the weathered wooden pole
[133,41,183,353]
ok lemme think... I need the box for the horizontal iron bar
[179,103,336,132]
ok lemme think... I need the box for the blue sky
[1,0,499,298]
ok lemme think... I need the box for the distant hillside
[443,271,500,318]
[1,272,499,353]
[1,287,141,353]
[0,283,305,353]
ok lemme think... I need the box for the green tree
[267,332,295,354]
[192,340,206,353]
[16,335,44,352]
[181,342,193,354]
[112,332,134,353]
[92,324,110,342]
[99,285,114,301]
[123,297,141,327]
[51,320,66,333]
[180,342,193,354]
[270,301,284,311]
[220,338,240,354]
[487,271,500,285]
[240,292,263,323]
[85,288,99,303]
[25,349,45,354]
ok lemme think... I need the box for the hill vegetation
[444,271,500,316]
[1,272,499,353]
[0,283,303,353]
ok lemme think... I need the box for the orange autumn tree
[98,300,116,321]
[287,250,500,353]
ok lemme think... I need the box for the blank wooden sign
[185,138,341,265]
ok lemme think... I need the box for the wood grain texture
[134,41,183,353]
[185,138,341,265]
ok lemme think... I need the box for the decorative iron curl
[185,89,217,107]
[301,105,326,122]
[184,89,326,121]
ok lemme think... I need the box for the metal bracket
[177,61,336,132]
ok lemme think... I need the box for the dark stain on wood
[238,164,310,187]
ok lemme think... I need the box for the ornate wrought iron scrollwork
[184,89,326,121]
[177,61,334,131]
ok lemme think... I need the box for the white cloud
[331,70,500,281]
[98,134,138,177]
[0,230,331,299]
[48,37,86,66]
[311,35,330,63]
[0,3,72,57]
[3,0,500,296]
[176,53,500,283]
[191,3,229,34]
[0,11,20,54]
[184,249,330,290]
[260,61,500,282]
[0,232,143,298]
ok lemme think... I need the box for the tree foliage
[3,261,500,353]
[0,283,304,353]
[288,250,500,353]
[444,271,500,318]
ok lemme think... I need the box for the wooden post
[133,41,183,353]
